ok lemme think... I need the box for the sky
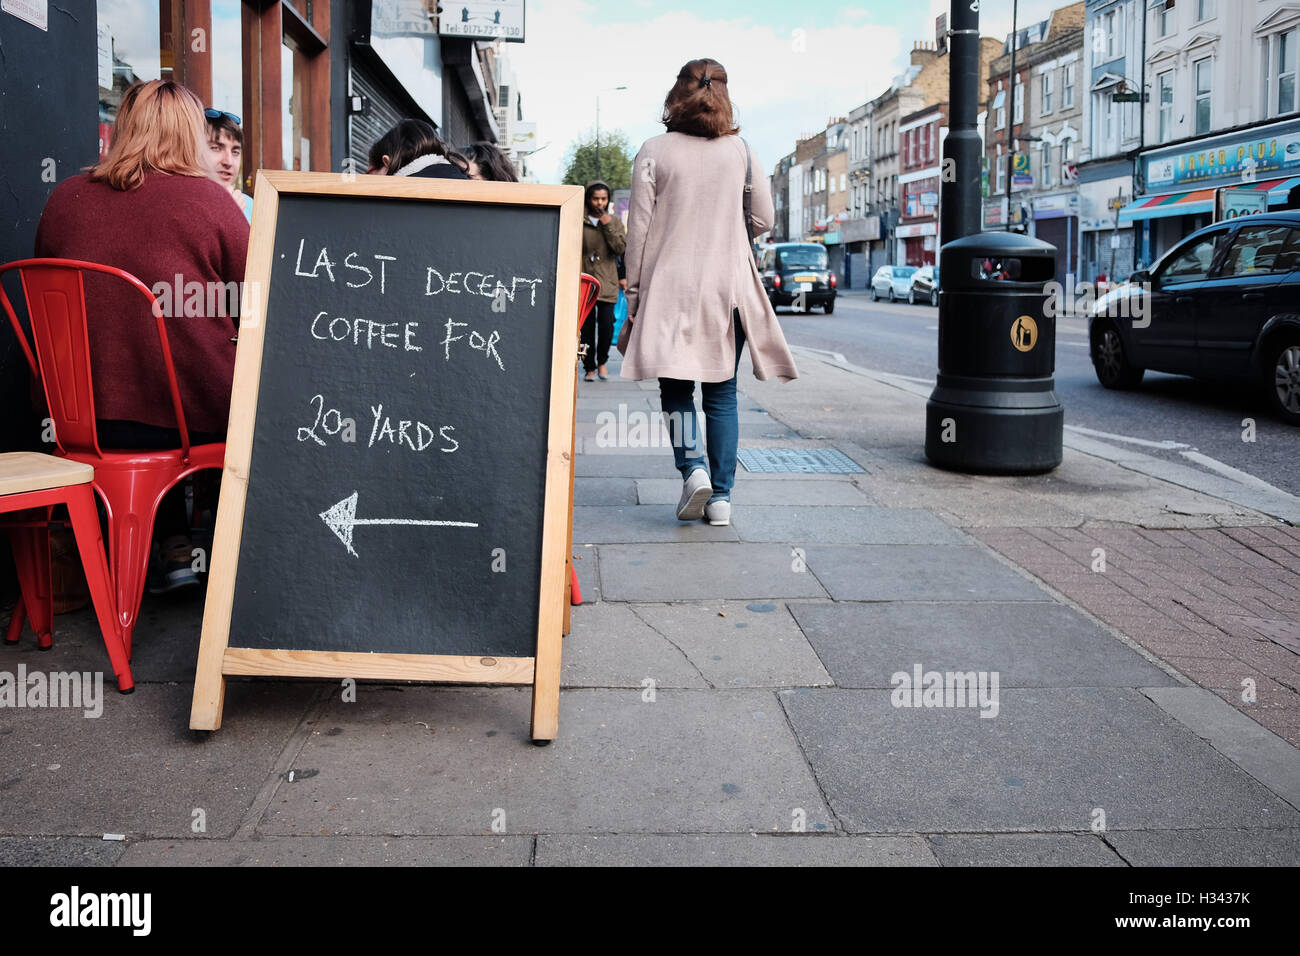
[510,0,1071,183]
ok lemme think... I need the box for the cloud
[508,1,902,181]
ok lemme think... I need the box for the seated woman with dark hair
[367,119,470,179]
[34,79,249,593]
[461,142,519,182]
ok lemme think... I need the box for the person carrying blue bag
[612,252,628,343]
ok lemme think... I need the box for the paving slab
[636,478,874,507]
[573,506,741,544]
[779,687,1300,832]
[0,836,127,866]
[259,688,833,836]
[576,395,652,412]
[535,833,936,866]
[1104,828,1300,866]
[925,833,1125,866]
[117,835,533,866]
[562,602,709,689]
[579,438,685,456]
[6,592,207,686]
[789,602,1178,688]
[575,454,680,478]
[1142,686,1300,810]
[630,601,833,688]
[804,545,1049,602]
[733,506,966,546]
[573,477,638,506]
[0,681,315,839]
[599,544,830,601]
[571,544,601,604]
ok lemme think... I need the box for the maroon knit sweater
[34,171,249,436]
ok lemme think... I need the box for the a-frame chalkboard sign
[190,171,582,743]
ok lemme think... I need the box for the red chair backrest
[577,273,600,331]
[0,258,195,460]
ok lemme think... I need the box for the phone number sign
[439,1,525,41]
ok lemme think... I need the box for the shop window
[95,1,162,157]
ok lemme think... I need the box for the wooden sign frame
[190,170,583,743]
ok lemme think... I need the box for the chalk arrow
[319,491,479,557]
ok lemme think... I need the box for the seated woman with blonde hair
[35,79,249,593]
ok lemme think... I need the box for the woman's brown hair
[89,80,209,190]
[661,58,739,139]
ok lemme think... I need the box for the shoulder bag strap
[740,137,753,239]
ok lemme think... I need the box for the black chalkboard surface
[192,172,583,740]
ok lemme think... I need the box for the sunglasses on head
[204,108,242,125]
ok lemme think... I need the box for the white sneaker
[676,468,712,520]
[705,499,731,526]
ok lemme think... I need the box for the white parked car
[870,265,919,302]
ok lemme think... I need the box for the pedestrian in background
[368,119,470,179]
[580,179,626,381]
[617,58,796,527]
[462,141,519,182]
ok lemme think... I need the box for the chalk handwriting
[310,311,421,351]
[295,241,395,293]
[425,268,543,307]
[368,404,459,452]
[441,318,505,370]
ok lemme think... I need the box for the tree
[561,129,634,189]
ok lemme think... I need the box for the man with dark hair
[204,108,254,220]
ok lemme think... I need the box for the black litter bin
[925,231,1063,474]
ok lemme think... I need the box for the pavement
[2,348,1298,867]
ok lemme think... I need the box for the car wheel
[908,289,916,305]
[930,289,939,307]
[1092,321,1145,390]
[823,299,835,314]
[871,287,879,301]
[1265,337,1300,425]
[888,288,896,302]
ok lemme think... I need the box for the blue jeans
[658,317,746,502]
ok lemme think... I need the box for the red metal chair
[577,272,600,332]
[2,453,133,691]
[1,258,227,658]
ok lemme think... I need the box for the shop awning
[1118,188,1215,222]
[1267,177,1300,205]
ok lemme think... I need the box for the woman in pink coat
[618,58,797,526]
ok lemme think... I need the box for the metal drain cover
[737,448,865,474]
